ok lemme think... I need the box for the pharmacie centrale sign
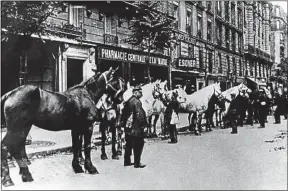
[99,47,168,66]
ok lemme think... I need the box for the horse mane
[67,72,102,91]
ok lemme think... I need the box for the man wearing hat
[227,93,238,134]
[120,85,147,168]
[255,89,268,128]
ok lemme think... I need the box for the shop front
[97,45,169,86]
[171,57,199,94]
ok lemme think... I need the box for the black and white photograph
[1,1,287,190]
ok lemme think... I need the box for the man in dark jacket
[255,89,268,128]
[274,92,285,124]
[121,86,147,168]
[227,93,238,134]
[164,92,179,144]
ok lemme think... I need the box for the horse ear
[127,81,131,88]
[183,85,186,91]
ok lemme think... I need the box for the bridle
[101,72,125,100]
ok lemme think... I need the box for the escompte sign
[178,58,196,69]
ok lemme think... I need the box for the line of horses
[1,67,254,187]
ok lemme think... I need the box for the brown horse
[1,67,125,187]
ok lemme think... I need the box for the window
[276,7,280,17]
[238,34,242,52]
[276,20,280,29]
[239,59,242,76]
[232,32,236,51]
[227,56,230,74]
[218,53,222,73]
[255,62,258,77]
[244,7,247,27]
[238,9,242,28]
[105,13,117,35]
[199,49,203,69]
[186,8,192,34]
[173,2,179,29]
[207,19,212,42]
[197,13,203,38]
[188,45,194,58]
[259,63,261,77]
[250,61,254,76]
[225,1,229,21]
[207,1,212,11]
[69,5,84,28]
[217,1,222,16]
[225,27,230,48]
[217,22,222,45]
[208,52,213,73]
[231,3,235,25]
[233,57,236,75]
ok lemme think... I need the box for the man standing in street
[121,85,147,168]
[227,93,238,134]
[255,89,268,128]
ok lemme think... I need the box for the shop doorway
[67,58,84,89]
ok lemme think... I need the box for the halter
[101,72,124,100]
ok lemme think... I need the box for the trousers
[124,134,144,165]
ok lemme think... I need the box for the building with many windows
[243,1,273,89]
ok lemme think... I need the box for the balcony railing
[104,34,119,45]
[45,22,86,39]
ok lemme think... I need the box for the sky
[271,1,287,13]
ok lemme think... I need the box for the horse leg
[77,135,85,165]
[188,113,192,131]
[111,124,119,160]
[71,130,84,173]
[83,126,98,174]
[1,140,14,187]
[148,115,152,137]
[153,114,159,137]
[116,128,123,156]
[100,122,108,160]
[195,114,202,136]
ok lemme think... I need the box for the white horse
[173,82,224,135]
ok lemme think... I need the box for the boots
[134,140,146,168]
[124,156,132,166]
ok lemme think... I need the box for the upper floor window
[197,13,203,38]
[199,49,204,69]
[231,3,235,25]
[276,7,280,17]
[208,52,213,73]
[217,1,222,16]
[239,59,243,76]
[227,55,230,73]
[186,8,192,34]
[233,57,236,75]
[69,5,84,28]
[218,53,222,73]
[173,2,179,29]
[238,9,243,29]
[276,20,280,29]
[105,13,117,35]
[232,32,236,51]
[225,27,230,48]
[207,19,212,42]
[206,1,212,11]
[225,1,229,21]
[216,22,222,45]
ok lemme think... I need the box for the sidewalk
[1,114,191,159]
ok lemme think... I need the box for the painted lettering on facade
[100,48,168,66]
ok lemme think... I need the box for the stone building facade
[243,1,273,89]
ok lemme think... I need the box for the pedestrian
[164,92,179,144]
[227,93,238,134]
[120,85,147,168]
[246,89,254,126]
[255,89,268,128]
[283,88,288,120]
[237,90,249,127]
[273,92,283,124]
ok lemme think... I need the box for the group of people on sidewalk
[225,87,288,134]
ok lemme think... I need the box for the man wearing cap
[120,85,147,168]
[227,93,238,134]
[255,89,268,128]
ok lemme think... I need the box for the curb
[24,126,192,159]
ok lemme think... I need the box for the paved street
[3,116,287,190]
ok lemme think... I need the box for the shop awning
[246,77,267,90]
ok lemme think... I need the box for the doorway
[67,58,84,89]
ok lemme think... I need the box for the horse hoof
[112,155,119,160]
[21,173,34,182]
[85,164,99,174]
[73,167,84,173]
[101,154,108,160]
[2,178,14,187]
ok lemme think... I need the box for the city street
[3,116,287,190]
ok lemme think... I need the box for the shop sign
[176,33,196,44]
[217,76,227,81]
[177,57,197,70]
[99,47,168,66]
[180,42,189,57]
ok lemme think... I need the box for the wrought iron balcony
[45,22,86,39]
[104,34,119,45]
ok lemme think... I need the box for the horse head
[212,82,226,111]
[173,86,187,104]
